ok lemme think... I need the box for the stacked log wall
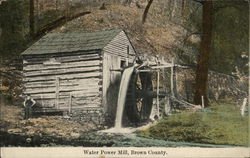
[23,50,103,118]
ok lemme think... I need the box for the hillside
[53,2,183,60]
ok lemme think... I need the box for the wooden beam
[59,105,101,109]
[55,77,59,109]
[136,69,160,72]
[69,93,72,113]
[24,56,101,66]
[25,80,99,89]
[24,72,101,82]
[24,53,100,61]
[31,92,101,100]
[171,58,175,97]
[241,98,247,116]
[171,97,194,107]
[164,97,171,115]
[25,78,100,87]
[110,68,123,72]
[157,69,160,116]
[151,65,172,69]
[33,105,101,113]
[24,85,101,94]
[23,50,100,60]
[201,95,205,108]
[24,60,101,71]
[24,67,101,77]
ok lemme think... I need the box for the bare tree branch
[142,0,154,24]
[29,0,35,37]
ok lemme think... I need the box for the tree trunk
[194,0,213,107]
[29,0,35,37]
[36,0,39,16]
[142,0,154,24]
[181,0,186,16]
[56,0,59,11]
[170,0,176,20]
[65,0,70,18]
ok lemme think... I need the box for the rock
[63,115,70,119]
[27,131,35,135]
[70,132,80,138]
[7,128,22,133]
[26,138,32,143]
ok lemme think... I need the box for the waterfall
[114,66,135,129]
[99,65,138,133]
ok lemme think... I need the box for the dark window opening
[120,60,126,68]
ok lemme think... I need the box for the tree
[65,0,70,18]
[142,0,154,24]
[210,1,249,75]
[181,0,186,16]
[0,0,29,59]
[170,0,177,20]
[29,0,35,37]
[194,0,213,107]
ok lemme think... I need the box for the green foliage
[210,1,249,75]
[142,112,211,142]
[139,102,249,146]
[0,0,30,60]
[174,1,202,66]
[176,1,248,75]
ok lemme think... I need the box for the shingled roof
[22,29,123,55]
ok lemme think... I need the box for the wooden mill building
[21,29,136,125]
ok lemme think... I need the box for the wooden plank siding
[23,51,103,111]
[102,31,136,121]
[103,31,136,59]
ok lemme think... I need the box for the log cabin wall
[102,31,136,125]
[23,50,103,124]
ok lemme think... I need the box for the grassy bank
[139,102,249,146]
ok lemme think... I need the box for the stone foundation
[69,108,105,126]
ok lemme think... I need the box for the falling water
[114,66,135,129]
[100,66,136,134]
[100,64,161,134]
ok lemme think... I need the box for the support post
[157,69,160,117]
[40,94,43,108]
[164,96,171,115]
[171,58,175,97]
[55,77,59,109]
[69,93,72,113]
[201,96,204,108]
[126,45,129,66]
[241,98,247,116]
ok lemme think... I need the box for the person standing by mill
[23,94,36,119]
